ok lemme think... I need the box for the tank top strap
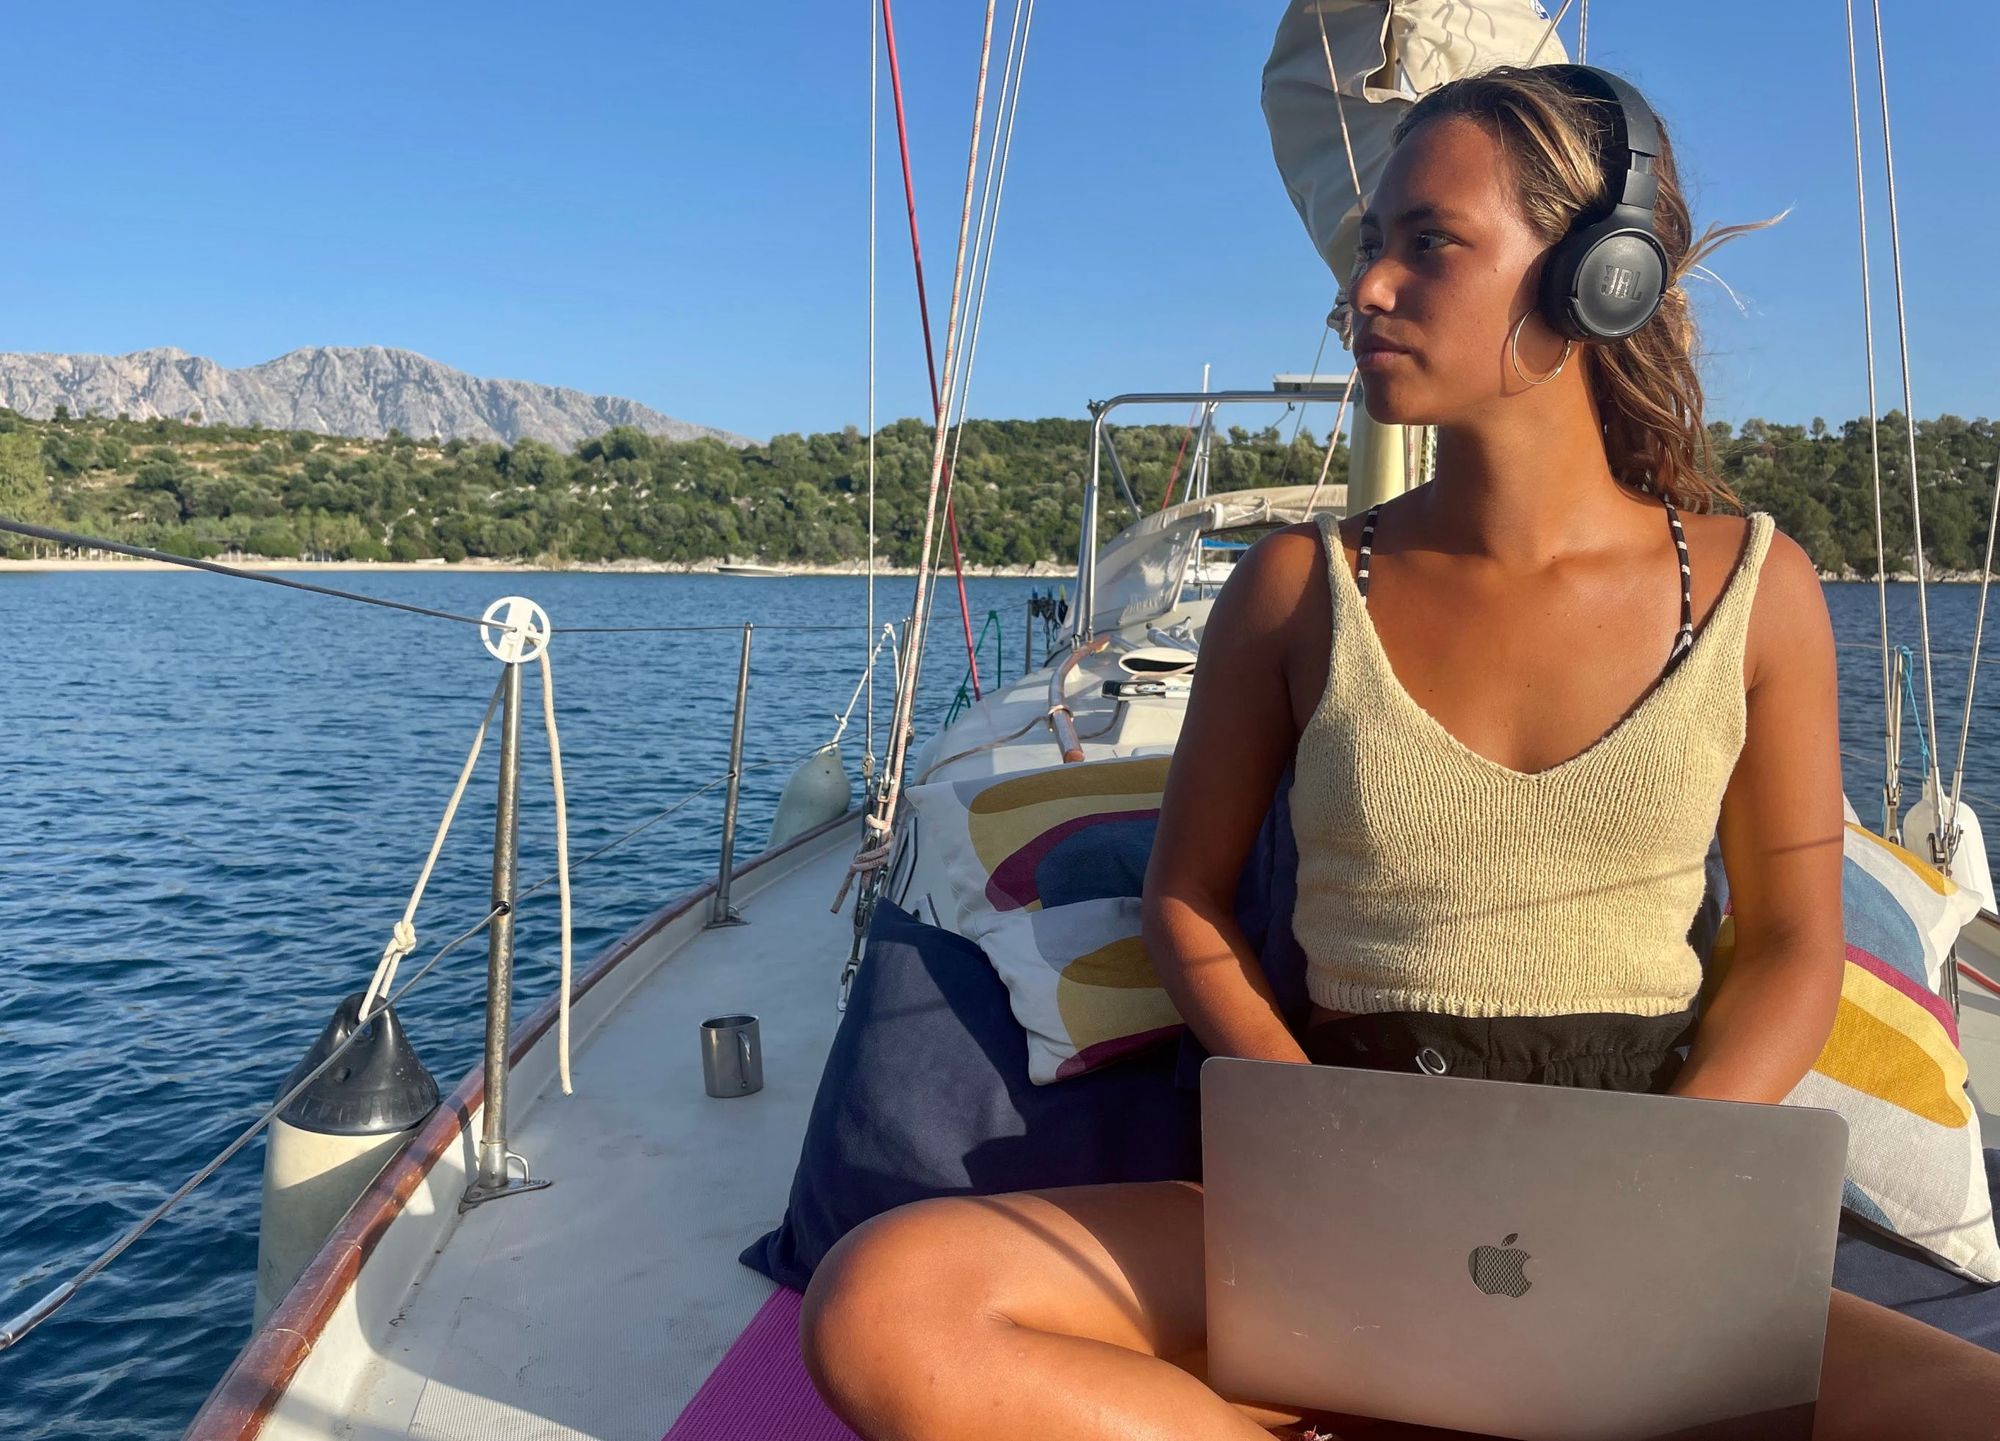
[1355,506,1380,599]
[1683,509,1777,667]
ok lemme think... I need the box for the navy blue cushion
[739,898,1202,1293]
[1832,1149,2000,1350]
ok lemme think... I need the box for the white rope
[1303,372,1359,517]
[1577,0,1589,62]
[1867,0,1947,840]
[1309,2,1363,199]
[536,649,575,1094]
[360,676,506,1020]
[829,623,902,752]
[1843,0,1898,829]
[360,652,573,1093]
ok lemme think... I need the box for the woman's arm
[1671,531,1845,1104]
[1141,524,1327,1067]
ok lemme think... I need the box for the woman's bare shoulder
[1213,521,1329,634]
[1680,508,1829,682]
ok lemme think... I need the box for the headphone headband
[1536,63,1662,226]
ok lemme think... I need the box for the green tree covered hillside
[0,407,1993,573]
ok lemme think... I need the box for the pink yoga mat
[661,1285,862,1441]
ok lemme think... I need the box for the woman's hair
[1391,65,1774,513]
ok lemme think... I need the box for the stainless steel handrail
[1074,382,1356,644]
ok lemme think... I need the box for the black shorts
[1298,1007,1699,1095]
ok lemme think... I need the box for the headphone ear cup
[1541,217,1668,341]
[1537,233,1594,341]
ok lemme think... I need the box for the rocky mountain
[0,346,751,450]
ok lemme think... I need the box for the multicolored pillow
[903,756,1185,1084]
[1707,819,1997,1280]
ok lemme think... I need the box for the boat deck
[249,812,2000,1439]
[327,836,855,1440]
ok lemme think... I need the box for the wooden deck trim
[183,807,860,1439]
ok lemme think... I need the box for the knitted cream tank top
[1289,509,1776,1018]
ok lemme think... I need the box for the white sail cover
[1262,1,1568,285]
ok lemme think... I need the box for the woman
[799,66,2000,1438]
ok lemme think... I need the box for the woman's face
[1348,116,1563,425]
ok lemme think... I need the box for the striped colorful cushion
[1710,820,1998,1280]
[905,756,1183,1084]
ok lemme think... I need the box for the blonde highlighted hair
[1393,65,1776,513]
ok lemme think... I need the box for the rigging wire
[868,0,879,774]
[1526,0,1579,66]
[1866,0,1947,843]
[1843,0,1899,835]
[940,0,1036,540]
[1160,397,1204,512]
[1303,373,1359,518]
[880,0,985,701]
[911,0,1036,696]
[879,0,1001,834]
[1275,336,1330,493]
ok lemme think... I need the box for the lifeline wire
[554,622,868,634]
[0,517,502,629]
[0,906,504,1353]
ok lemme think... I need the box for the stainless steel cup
[701,1014,763,1097]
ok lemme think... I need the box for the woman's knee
[799,1199,996,1420]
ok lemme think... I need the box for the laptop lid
[1200,1057,1849,1441]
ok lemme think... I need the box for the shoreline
[2,554,1988,583]
[0,556,1074,578]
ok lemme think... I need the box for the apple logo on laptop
[1468,1234,1533,1298]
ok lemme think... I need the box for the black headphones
[1534,65,1669,342]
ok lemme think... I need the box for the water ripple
[1,570,1012,1439]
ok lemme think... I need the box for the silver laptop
[1200,1056,1849,1441]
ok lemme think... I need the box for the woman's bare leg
[1814,1287,2000,1441]
[799,1179,1361,1440]
[800,1178,2000,1441]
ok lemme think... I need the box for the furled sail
[1262,0,1568,288]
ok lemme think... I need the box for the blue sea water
[0,570,1994,1439]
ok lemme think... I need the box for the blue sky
[3,2,1992,442]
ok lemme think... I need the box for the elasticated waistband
[1298,1007,1698,1094]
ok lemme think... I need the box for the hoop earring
[1509,312,1574,387]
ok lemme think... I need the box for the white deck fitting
[328,837,858,1440]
